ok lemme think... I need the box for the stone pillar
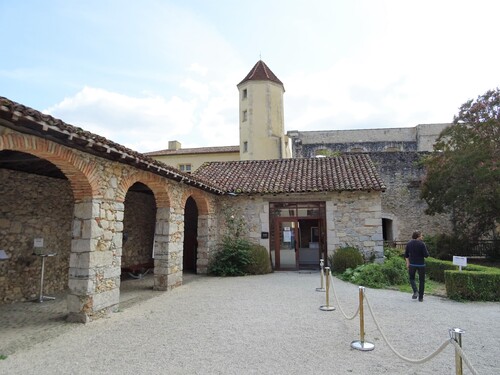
[153,207,170,290]
[153,207,183,291]
[67,199,123,323]
[196,214,210,274]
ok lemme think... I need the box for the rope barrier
[318,272,482,373]
[363,290,451,364]
[328,273,359,320]
[449,339,480,375]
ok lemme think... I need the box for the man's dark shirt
[404,239,429,266]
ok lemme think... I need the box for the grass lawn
[392,278,447,297]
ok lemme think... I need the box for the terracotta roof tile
[0,96,224,194]
[194,155,386,195]
[145,145,239,156]
[238,60,284,87]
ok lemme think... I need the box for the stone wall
[214,191,383,263]
[0,169,73,302]
[122,190,156,268]
[287,126,453,241]
[287,123,450,154]
[327,191,384,260]
[369,152,451,240]
[0,129,219,320]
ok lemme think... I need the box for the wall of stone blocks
[0,169,73,302]
[122,190,156,268]
[369,152,452,240]
[213,191,384,264]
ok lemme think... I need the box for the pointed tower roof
[238,60,284,88]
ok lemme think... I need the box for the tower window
[242,89,247,100]
[242,110,248,122]
[243,141,248,153]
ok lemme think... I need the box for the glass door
[275,219,299,269]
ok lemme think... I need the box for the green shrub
[426,257,499,283]
[383,246,404,260]
[208,238,252,276]
[381,256,407,285]
[340,263,388,288]
[245,244,272,275]
[209,204,254,276]
[329,246,364,273]
[445,270,500,301]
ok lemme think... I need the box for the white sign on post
[453,256,467,271]
[34,238,44,248]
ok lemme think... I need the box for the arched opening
[183,197,199,273]
[0,150,73,303]
[121,182,156,281]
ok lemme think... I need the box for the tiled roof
[0,96,224,194]
[145,145,239,156]
[194,155,386,195]
[238,60,284,87]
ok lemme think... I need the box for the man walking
[405,230,430,302]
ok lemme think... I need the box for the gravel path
[0,271,499,374]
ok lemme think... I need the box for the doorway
[270,202,326,270]
[183,197,199,273]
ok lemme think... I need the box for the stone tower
[237,60,291,160]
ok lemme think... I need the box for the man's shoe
[418,298,423,302]
[412,292,418,299]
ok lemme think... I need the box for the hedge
[445,271,500,301]
[425,257,500,301]
[425,257,497,283]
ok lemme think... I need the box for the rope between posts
[449,339,480,375]
[363,291,451,364]
[329,273,359,320]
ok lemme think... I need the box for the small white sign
[453,256,467,267]
[34,238,44,248]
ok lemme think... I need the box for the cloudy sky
[1,0,499,152]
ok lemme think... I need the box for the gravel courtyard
[0,271,499,374]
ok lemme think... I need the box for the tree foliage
[421,88,500,239]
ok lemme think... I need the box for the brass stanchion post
[319,267,335,311]
[450,328,465,375]
[351,286,374,351]
[316,258,325,292]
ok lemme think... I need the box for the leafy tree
[421,88,500,240]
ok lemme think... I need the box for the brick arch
[0,133,94,201]
[118,171,171,208]
[180,188,211,215]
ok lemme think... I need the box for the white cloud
[4,0,500,153]
[44,87,198,152]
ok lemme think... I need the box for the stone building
[147,60,453,243]
[287,124,453,241]
[146,142,239,173]
[0,95,385,323]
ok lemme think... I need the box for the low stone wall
[0,169,73,302]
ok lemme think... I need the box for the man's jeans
[409,265,426,299]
